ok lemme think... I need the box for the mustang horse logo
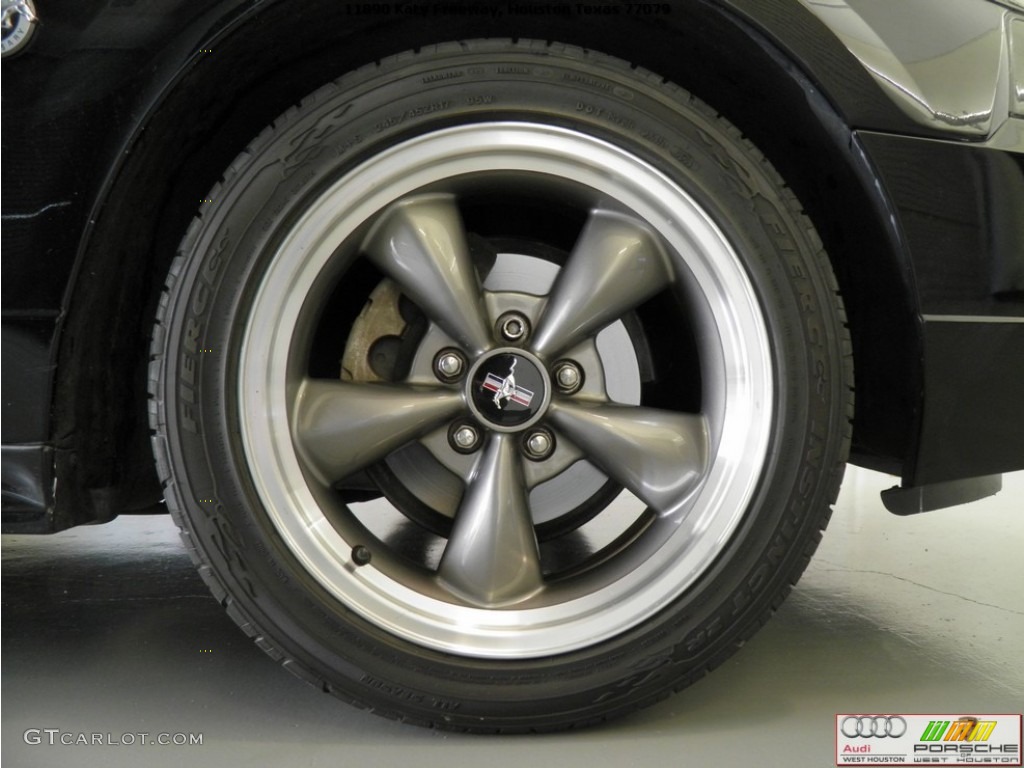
[481,358,534,409]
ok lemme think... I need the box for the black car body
[2,0,1023,731]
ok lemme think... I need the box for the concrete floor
[3,467,1022,768]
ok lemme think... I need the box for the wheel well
[52,0,917,526]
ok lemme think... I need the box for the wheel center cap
[467,349,550,431]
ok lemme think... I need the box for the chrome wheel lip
[238,122,773,658]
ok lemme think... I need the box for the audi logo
[841,716,908,738]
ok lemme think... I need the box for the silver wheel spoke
[549,401,708,514]
[438,433,543,606]
[241,122,774,658]
[362,193,493,355]
[293,379,464,483]
[532,210,673,359]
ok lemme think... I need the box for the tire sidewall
[153,40,849,727]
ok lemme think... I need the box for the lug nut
[498,312,529,343]
[449,423,481,453]
[553,361,583,394]
[434,349,465,382]
[453,426,478,449]
[523,429,555,461]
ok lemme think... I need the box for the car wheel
[149,39,852,731]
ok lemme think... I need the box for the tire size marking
[373,100,451,133]
[405,100,450,119]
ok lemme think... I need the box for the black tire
[149,39,852,731]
